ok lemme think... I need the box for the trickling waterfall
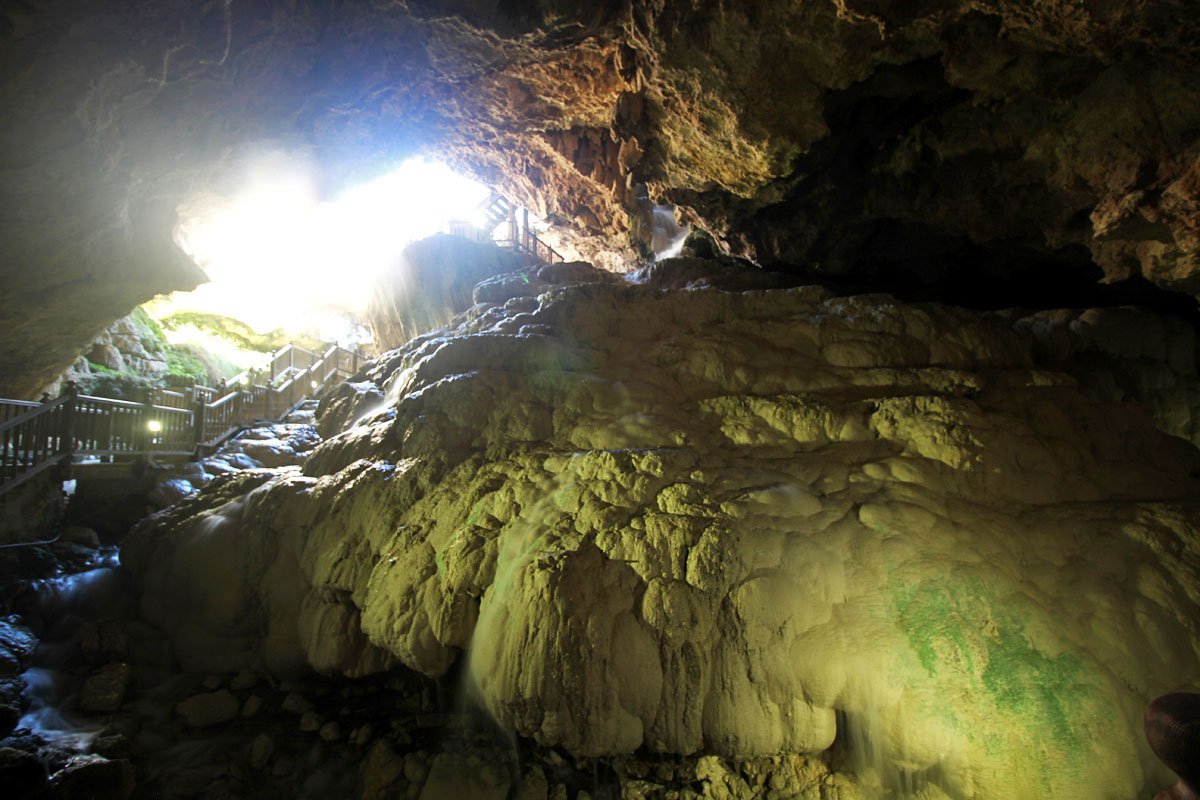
[15,548,131,748]
[651,204,688,260]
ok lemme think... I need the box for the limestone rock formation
[4,1,1200,395]
[1008,306,1200,447]
[124,260,1200,799]
[367,234,529,352]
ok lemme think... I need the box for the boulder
[80,620,129,664]
[86,343,126,373]
[0,746,50,800]
[359,739,406,800]
[79,663,132,713]
[0,618,36,675]
[239,439,302,468]
[51,755,135,800]
[148,478,196,509]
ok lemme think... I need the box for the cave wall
[3,0,1200,395]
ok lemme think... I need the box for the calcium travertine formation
[123,261,1200,799]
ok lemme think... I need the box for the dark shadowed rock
[0,746,50,800]
[0,618,35,676]
[174,690,239,727]
[79,663,132,714]
[51,755,135,800]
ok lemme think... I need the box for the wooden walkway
[445,192,565,264]
[0,342,363,497]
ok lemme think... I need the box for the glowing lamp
[311,380,318,389]
[239,376,249,386]
[147,420,162,433]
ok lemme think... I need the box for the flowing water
[651,204,689,260]
[15,547,132,748]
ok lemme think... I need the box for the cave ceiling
[2,0,1200,397]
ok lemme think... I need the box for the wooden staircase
[0,342,365,497]
[446,192,565,265]
[479,193,513,233]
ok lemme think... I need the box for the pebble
[175,690,239,727]
[352,724,374,747]
[241,694,263,718]
[281,692,312,714]
[230,670,258,690]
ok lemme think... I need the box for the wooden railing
[73,395,196,456]
[269,343,322,383]
[445,193,564,264]
[0,343,365,497]
[0,393,75,495]
[494,218,564,264]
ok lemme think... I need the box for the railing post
[58,381,77,480]
[352,349,359,373]
[139,396,153,454]
[194,398,207,448]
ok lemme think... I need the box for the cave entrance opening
[162,155,494,353]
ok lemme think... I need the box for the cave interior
[3,2,1200,799]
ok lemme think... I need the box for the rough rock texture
[1007,306,1200,447]
[50,754,136,800]
[125,261,1200,800]
[5,1,1200,395]
[367,234,529,352]
[90,312,169,378]
[78,662,132,713]
[39,308,170,399]
[0,618,35,676]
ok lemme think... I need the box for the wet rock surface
[122,258,1200,798]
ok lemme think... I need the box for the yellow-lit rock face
[124,262,1200,799]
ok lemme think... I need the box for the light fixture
[239,376,249,386]
[147,420,162,432]
[311,380,318,389]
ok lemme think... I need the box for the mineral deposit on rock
[124,260,1200,799]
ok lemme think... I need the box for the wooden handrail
[1,388,76,497]
[0,394,70,436]
[0,342,367,496]
[446,193,563,264]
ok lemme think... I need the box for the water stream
[651,204,689,260]
[14,547,132,749]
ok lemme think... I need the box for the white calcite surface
[122,261,1200,799]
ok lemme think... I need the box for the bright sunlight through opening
[167,155,490,343]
